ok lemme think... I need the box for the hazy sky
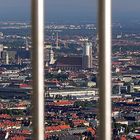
[0,0,140,23]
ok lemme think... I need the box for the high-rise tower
[25,38,29,51]
[2,50,9,64]
[0,44,4,59]
[56,32,59,49]
[49,47,55,65]
[82,42,93,69]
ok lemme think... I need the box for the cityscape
[0,20,140,140]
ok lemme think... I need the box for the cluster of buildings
[111,50,140,139]
[0,21,140,139]
[45,41,93,70]
[45,23,96,30]
[45,98,97,139]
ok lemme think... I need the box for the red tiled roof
[10,135,26,140]
[50,100,74,106]
[87,127,96,136]
[46,125,70,132]
[72,113,78,119]
[134,135,140,140]
[112,62,121,65]
[0,120,21,128]
[0,114,11,119]
[72,119,87,126]
[120,135,127,140]
[19,84,30,88]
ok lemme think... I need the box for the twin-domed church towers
[82,34,98,69]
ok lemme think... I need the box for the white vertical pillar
[98,0,112,140]
[31,0,44,139]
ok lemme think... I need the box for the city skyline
[0,0,140,23]
[1,1,140,139]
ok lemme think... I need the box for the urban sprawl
[0,22,140,139]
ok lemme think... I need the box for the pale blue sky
[0,0,140,23]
